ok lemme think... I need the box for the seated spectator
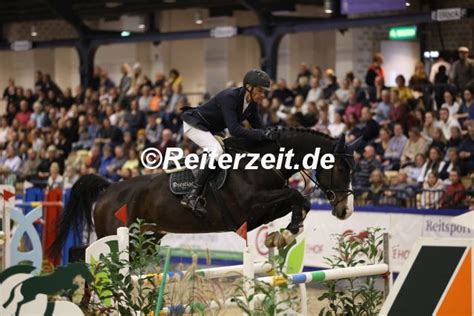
[124,99,146,135]
[392,75,413,103]
[353,145,382,188]
[441,90,461,119]
[382,123,407,170]
[30,102,45,128]
[437,108,461,140]
[352,78,368,104]
[440,148,464,181]
[312,109,330,133]
[440,169,466,208]
[149,86,164,113]
[373,127,391,161]
[367,169,387,205]
[447,126,463,148]
[372,89,391,125]
[429,127,447,153]
[272,79,294,106]
[328,112,346,138]
[401,127,429,166]
[323,70,339,100]
[389,99,408,128]
[370,76,386,103]
[360,107,380,145]
[157,129,176,155]
[18,148,40,180]
[98,144,114,177]
[417,146,446,183]
[122,148,140,171]
[409,61,431,94]
[47,162,63,189]
[461,87,474,124]
[305,76,323,105]
[0,116,10,149]
[384,170,414,206]
[459,122,474,173]
[145,114,163,146]
[295,101,317,127]
[106,145,127,181]
[95,117,124,147]
[63,166,79,189]
[405,153,426,184]
[344,92,364,121]
[422,111,438,140]
[420,171,444,209]
[0,145,22,174]
[138,85,152,112]
[86,145,102,171]
[15,100,32,128]
[331,78,350,110]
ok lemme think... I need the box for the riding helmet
[243,69,271,91]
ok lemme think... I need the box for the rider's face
[250,87,266,104]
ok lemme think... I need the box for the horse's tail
[50,174,111,257]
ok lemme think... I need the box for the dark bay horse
[51,127,360,254]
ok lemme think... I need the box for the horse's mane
[223,126,335,150]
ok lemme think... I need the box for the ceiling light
[405,2,410,7]
[325,9,333,14]
[31,25,38,37]
[195,11,203,25]
[163,0,176,3]
[324,0,333,14]
[138,23,145,29]
[121,31,130,37]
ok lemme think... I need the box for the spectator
[167,68,183,92]
[0,145,22,174]
[19,148,40,179]
[440,169,466,208]
[157,128,176,155]
[312,109,330,133]
[86,145,102,171]
[331,78,350,109]
[272,79,294,106]
[149,86,164,113]
[367,169,387,205]
[430,127,447,153]
[382,123,407,170]
[353,78,368,104]
[353,145,382,188]
[447,126,463,148]
[15,100,32,128]
[374,127,391,162]
[118,63,132,105]
[409,61,430,93]
[422,111,438,140]
[30,102,45,128]
[95,117,123,147]
[145,114,163,146]
[47,162,63,189]
[441,90,461,119]
[434,65,450,108]
[401,127,429,166]
[460,87,474,124]
[430,52,451,83]
[420,171,444,209]
[305,76,323,105]
[154,72,166,89]
[360,107,380,144]
[373,89,391,125]
[451,46,474,90]
[417,146,446,183]
[392,75,413,103]
[365,53,385,88]
[98,144,114,177]
[459,122,474,173]
[328,111,346,138]
[437,107,461,140]
[138,85,152,112]
[63,166,79,189]
[296,62,311,85]
[405,153,426,183]
[322,69,339,100]
[0,116,11,149]
[384,170,414,206]
[106,145,127,181]
[124,99,147,135]
[389,96,408,128]
[344,92,364,121]
[440,148,464,181]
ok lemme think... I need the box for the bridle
[301,152,355,208]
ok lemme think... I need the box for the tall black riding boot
[181,160,212,217]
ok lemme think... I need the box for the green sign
[389,26,417,40]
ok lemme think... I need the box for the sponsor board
[161,209,471,272]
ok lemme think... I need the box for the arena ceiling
[0,0,324,23]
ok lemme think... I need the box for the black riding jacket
[182,87,265,141]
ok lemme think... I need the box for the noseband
[302,152,354,208]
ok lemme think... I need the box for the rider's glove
[263,129,279,141]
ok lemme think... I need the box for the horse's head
[316,136,361,220]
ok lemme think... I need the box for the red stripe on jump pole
[2,189,15,201]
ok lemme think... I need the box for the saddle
[167,136,228,195]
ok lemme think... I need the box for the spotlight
[324,0,333,14]
[31,25,38,37]
[138,23,145,29]
[195,11,203,25]
[405,2,410,7]
[121,31,130,37]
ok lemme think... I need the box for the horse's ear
[346,136,362,153]
[335,135,345,153]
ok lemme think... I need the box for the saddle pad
[169,168,228,195]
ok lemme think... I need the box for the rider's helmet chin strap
[245,84,256,103]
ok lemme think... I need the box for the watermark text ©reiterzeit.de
[140,147,335,170]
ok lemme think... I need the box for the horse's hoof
[281,229,296,246]
[276,235,288,249]
[265,231,279,248]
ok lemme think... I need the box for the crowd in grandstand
[1,46,473,209]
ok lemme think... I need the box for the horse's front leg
[286,195,311,234]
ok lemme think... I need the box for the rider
[181,69,278,217]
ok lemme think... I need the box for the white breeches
[183,121,224,156]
